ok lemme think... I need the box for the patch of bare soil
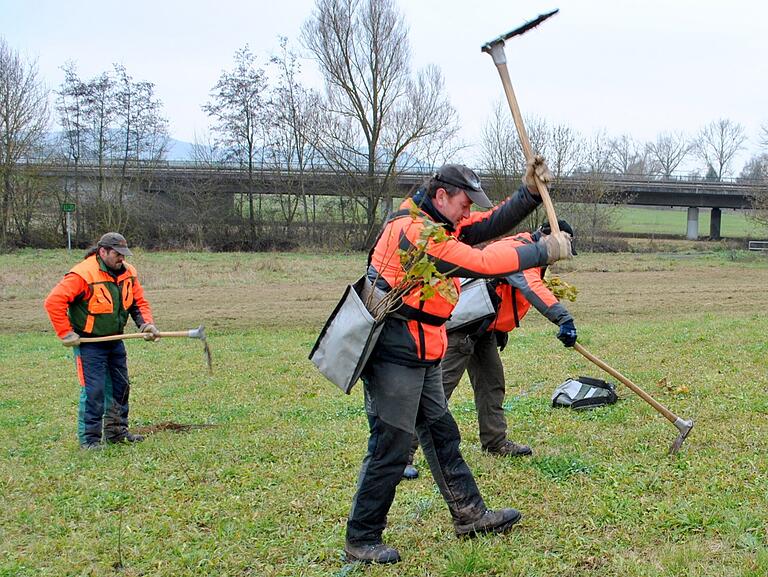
[132,421,219,435]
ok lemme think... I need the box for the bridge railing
[16,157,768,189]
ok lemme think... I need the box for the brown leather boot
[344,542,401,564]
[455,508,522,538]
[483,440,532,457]
[107,431,145,444]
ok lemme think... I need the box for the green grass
[1,250,767,576]
[614,206,768,238]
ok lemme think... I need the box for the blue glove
[557,320,577,347]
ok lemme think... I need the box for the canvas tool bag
[445,278,497,332]
[309,275,386,394]
[551,376,618,410]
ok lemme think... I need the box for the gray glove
[61,331,80,347]
[539,231,573,264]
[140,323,160,341]
[523,154,553,194]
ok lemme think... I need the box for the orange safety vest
[67,255,139,335]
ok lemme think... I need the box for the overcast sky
[3,0,767,174]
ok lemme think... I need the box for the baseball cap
[97,232,133,256]
[434,164,493,208]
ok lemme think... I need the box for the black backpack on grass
[551,376,618,410]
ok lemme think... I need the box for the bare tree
[85,72,115,200]
[56,62,88,240]
[741,153,768,226]
[0,37,50,247]
[302,0,459,246]
[647,131,692,178]
[203,46,268,246]
[564,131,626,247]
[267,38,322,235]
[57,62,88,173]
[549,123,582,181]
[761,123,768,149]
[113,64,168,207]
[479,104,550,197]
[609,134,648,175]
[480,101,521,199]
[695,118,746,180]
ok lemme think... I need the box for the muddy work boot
[107,431,145,444]
[344,542,401,564]
[80,442,104,451]
[484,440,532,457]
[455,508,522,538]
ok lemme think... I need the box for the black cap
[434,164,492,208]
[97,232,133,256]
[540,219,577,255]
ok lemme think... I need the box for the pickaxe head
[668,418,694,455]
[482,9,559,52]
[187,325,213,375]
[187,325,206,340]
[481,9,559,64]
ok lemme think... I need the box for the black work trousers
[408,331,508,461]
[346,360,486,545]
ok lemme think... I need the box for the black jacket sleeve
[456,185,542,246]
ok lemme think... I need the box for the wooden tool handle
[494,62,560,234]
[573,343,678,425]
[79,331,194,343]
[79,333,149,343]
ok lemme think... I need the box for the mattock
[483,13,694,453]
[482,9,561,233]
[79,325,213,375]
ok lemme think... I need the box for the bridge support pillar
[686,207,699,240]
[709,208,721,240]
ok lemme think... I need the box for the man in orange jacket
[403,221,578,480]
[44,232,160,450]
[343,158,573,564]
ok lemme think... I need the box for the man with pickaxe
[44,232,160,450]
[482,9,694,454]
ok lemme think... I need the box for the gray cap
[97,232,133,256]
[434,164,492,208]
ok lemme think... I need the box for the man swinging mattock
[44,232,160,450]
[343,158,573,564]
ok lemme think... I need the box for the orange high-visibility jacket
[369,190,546,365]
[488,233,573,333]
[44,254,153,338]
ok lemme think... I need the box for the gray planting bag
[309,276,384,394]
[445,278,496,332]
[552,376,618,410]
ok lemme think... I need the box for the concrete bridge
[36,162,765,239]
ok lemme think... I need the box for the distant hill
[165,138,195,161]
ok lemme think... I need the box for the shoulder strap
[577,376,614,390]
[367,208,412,267]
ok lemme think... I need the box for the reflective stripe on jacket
[44,255,153,337]
[489,233,573,333]
[370,193,548,365]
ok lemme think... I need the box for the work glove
[523,154,553,194]
[557,320,577,347]
[538,231,573,264]
[61,331,80,347]
[140,323,160,342]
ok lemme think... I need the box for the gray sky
[3,0,767,174]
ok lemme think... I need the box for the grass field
[1,247,767,576]
[614,206,768,239]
